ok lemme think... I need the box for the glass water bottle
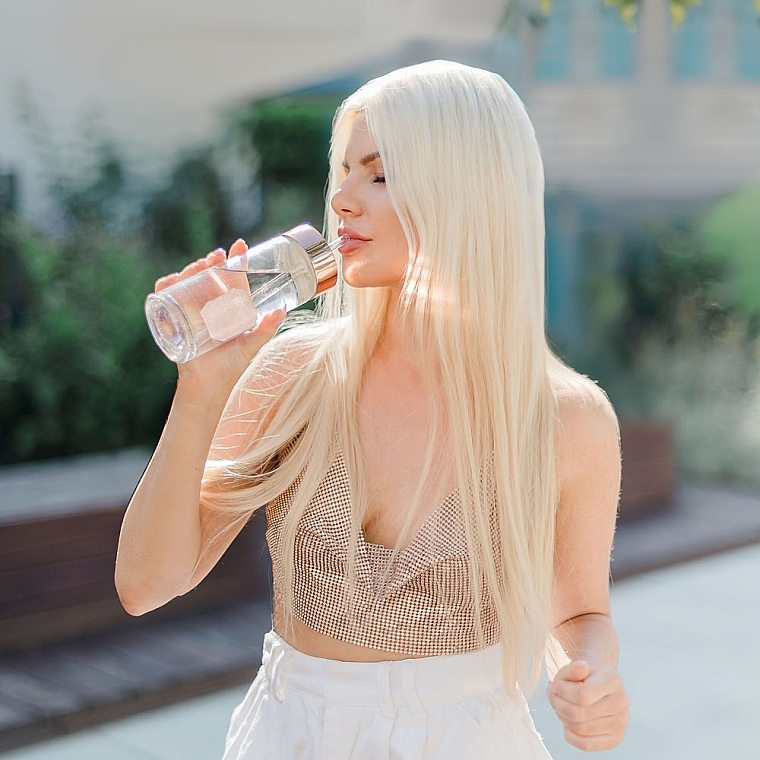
[145,224,341,363]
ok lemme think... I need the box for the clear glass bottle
[145,224,341,363]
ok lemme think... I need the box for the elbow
[114,570,185,617]
[119,596,150,617]
[115,577,157,617]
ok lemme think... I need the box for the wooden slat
[0,557,117,607]
[0,596,272,753]
[0,505,268,654]
[619,421,676,518]
[0,599,132,653]
[0,570,260,653]
[0,511,123,571]
[0,553,263,654]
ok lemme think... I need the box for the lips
[337,227,370,255]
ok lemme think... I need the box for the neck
[377,289,418,362]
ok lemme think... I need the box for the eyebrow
[341,151,381,170]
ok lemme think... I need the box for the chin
[341,262,405,291]
[341,265,377,290]
[342,274,400,291]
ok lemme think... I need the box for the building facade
[1,0,757,348]
[512,0,760,346]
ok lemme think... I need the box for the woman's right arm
[115,242,285,616]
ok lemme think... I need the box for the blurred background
[0,0,759,758]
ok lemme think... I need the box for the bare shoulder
[238,318,334,391]
[212,319,339,458]
[549,358,620,482]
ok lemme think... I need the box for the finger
[155,272,180,291]
[554,659,590,684]
[229,238,248,256]
[253,307,287,338]
[206,248,226,266]
[232,309,286,357]
[547,689,628,726]
[562,709,629,741]
[548,678,603,708]
[179,257,213,278]
[563,726,622,753]
[155,248,224,292]
[550,665,619,706]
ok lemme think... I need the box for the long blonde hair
[202,60,558,694]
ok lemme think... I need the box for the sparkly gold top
[265,451,500,656]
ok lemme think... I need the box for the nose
[330,178,361,218]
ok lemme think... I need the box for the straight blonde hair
[202,60,559,695]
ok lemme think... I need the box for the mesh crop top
[265,450,500,656]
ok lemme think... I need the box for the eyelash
[339,169,385,184]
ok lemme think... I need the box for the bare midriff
[273,606,428,662]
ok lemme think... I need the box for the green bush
[0,93,346,463]
[570,221,760,486]
[0,137,237,463]
[0,213,177,462]
[143,149,232,258]
[232,96,341,188]
[702,185,760,319]
[229,95,343,238]
[628,323,760,486]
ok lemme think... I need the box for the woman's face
[330,117,409,291]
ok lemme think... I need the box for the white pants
[224,631,552,759]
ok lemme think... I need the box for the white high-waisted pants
[223,631,552,759]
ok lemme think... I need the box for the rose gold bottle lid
[282,224,338,287]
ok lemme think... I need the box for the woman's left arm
[547,380,630,752]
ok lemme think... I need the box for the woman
[116,60,629,758]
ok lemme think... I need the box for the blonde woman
[116,60,629,758]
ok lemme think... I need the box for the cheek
[393,225,409,267]
[382,209,407,251]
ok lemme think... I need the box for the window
[535,4,573,81]
[673,1,710,79]
[598,4,636,78]
[735,0,760,79]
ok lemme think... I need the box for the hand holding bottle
[119,228,343,615]
[155,239,286,408]
[145,224,341,365]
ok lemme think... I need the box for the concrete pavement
[531,542,760,759]
[3,542,759,759]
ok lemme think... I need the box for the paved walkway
[2,542,759,759]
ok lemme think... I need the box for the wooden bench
[0,421,675,655]
[619,421,676,520]
[0,449,270,656]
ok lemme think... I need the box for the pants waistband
[261,630,524,719]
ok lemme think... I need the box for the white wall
[0,0,505,222]
[4,0,757,222]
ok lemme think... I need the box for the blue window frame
[735,0,760,79]
[535,4,573,81]
[598,4,636,78]
[673,1,710,79]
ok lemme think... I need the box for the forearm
[115,391,226,615]
[548,612,619,678]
